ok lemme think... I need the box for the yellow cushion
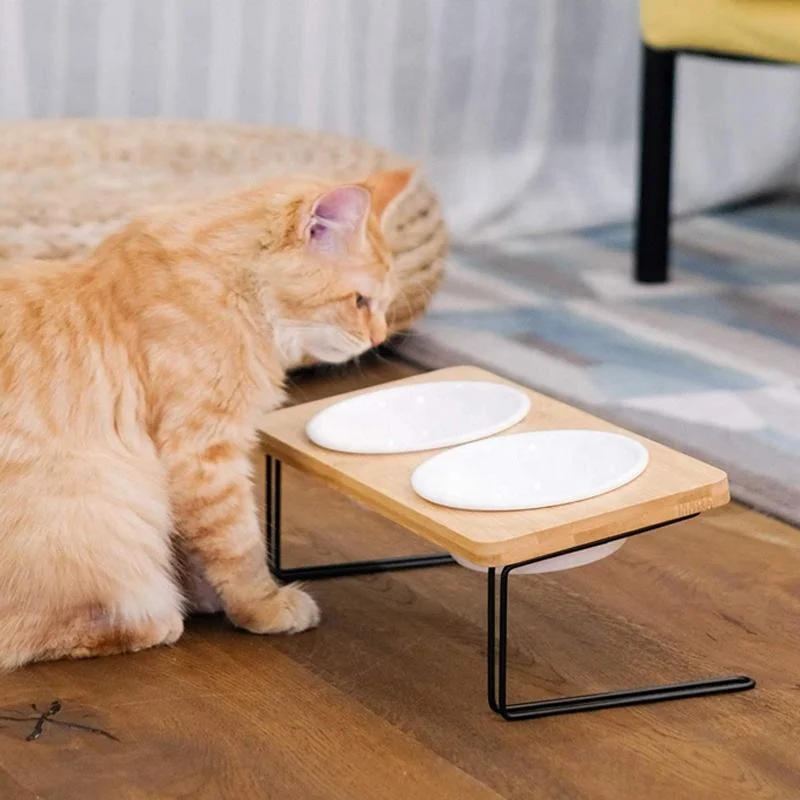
[641,0,800,63]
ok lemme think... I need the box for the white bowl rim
[305,380,532,454]
[410,429,650,511]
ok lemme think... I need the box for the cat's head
[257,169,415,366]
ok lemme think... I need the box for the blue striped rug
[397,199,800,525]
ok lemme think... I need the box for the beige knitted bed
[0,120,446,347]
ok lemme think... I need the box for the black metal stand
[265,456,454,582]
[265,456,756,721]
[487,518,755,721]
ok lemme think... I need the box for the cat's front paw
[232,585,320,635]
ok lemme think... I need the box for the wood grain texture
[1,356,797,800]
[259,366,730,566]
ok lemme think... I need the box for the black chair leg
[635,46,677,284]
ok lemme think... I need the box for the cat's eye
[355,294,370,310]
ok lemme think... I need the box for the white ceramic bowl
[411,429,649,511]
[451,539,626,575]
[306,381,531,454]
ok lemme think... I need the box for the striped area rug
[396,199,800,526]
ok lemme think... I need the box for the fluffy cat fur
[0,168,413,670]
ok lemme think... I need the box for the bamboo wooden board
[258,367,729,566]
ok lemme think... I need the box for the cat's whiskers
[279,320,332,332]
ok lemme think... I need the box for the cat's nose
[370,322,387,348]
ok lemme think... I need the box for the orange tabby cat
[0,168,413,670]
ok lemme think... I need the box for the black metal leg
[635,45,677,284]
[487,521,756,721]
[264,456,454,582]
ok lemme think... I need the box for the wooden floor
[2,356,799,800]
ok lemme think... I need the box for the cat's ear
[363,168,416,222]
[306,185,371,256]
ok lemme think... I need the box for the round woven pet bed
[0,120,446,352]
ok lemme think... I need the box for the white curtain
[3,0,800,247]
